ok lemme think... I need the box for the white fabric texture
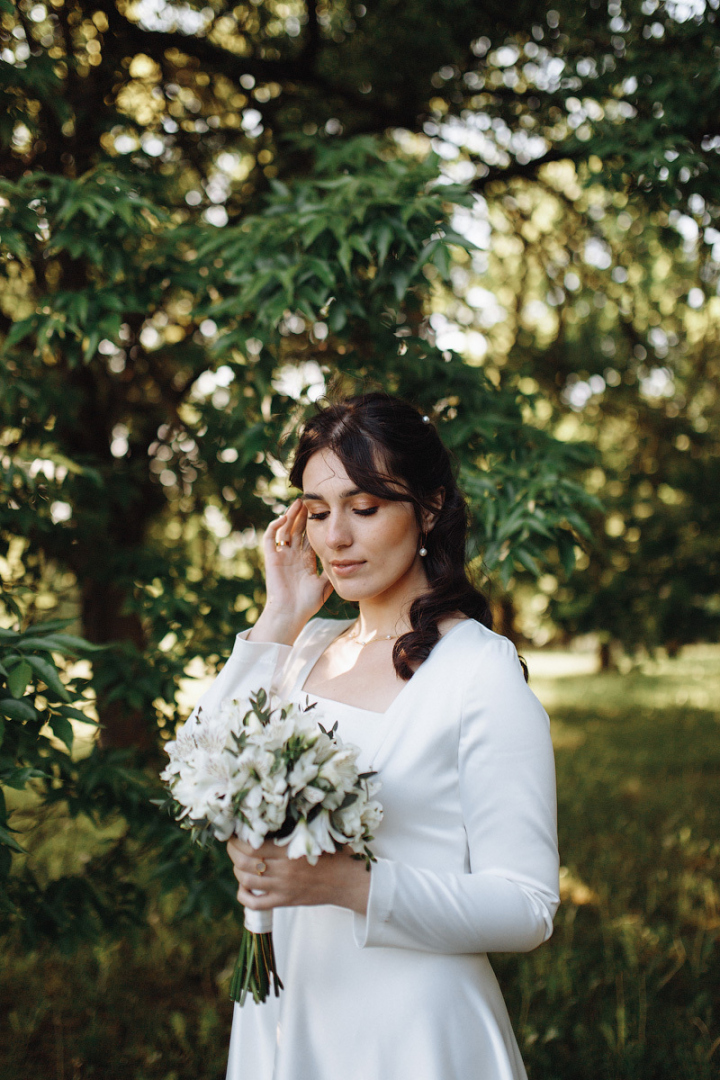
[190,616,559,1080]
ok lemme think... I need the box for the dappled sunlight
[527,644,720,713]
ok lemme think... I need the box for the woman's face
[301,449,424,604]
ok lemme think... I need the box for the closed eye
[307,507,378,520]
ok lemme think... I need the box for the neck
[354,560,429,639]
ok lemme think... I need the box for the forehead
[301,449,353,495]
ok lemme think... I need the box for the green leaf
[515,548,540,576]
[0,698,38,722]
[23,619,75,635]
[7,661,32,700]
[56,705,98,725]
[0,823,27,854]
[23,630,104,648]
[24,655,71,701]
[0,716,4,748]
[1,766,46,789]
[49,713,74,751]
[12,638,58,653]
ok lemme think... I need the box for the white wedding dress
[189,617,559,1080]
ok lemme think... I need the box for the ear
[421,488,445,533]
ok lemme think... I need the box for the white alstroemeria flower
[243,745,275,780]
[362,798,383,828]
[288,749,320,794]
[276,815,329,864]
[297,784,325,811]
[275,819,314,860]
[317,743,361,792]
[237,817,270,849]
[173,752,236,818]
[332,795,364,839]
[306,809,338,858]
[261,767,288,795]
[205,804,235,841]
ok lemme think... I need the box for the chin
[330,577,383,603]
[332,583,371,603]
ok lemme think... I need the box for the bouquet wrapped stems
[230,907,283,1005]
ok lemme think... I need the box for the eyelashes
[307,507,379,521]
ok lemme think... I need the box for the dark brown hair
[288,392,492,680]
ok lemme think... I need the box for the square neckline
[297,618,472,717]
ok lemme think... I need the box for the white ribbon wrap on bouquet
[244,894,273,934]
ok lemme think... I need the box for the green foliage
[1,0,718,955]
[0,609,241,946]
[0,134,595,755]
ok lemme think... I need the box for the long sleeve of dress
[187,630,293,723]
[354,635,559,955]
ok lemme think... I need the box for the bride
[195,392,559,1080]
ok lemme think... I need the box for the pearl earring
[419,535,428,557]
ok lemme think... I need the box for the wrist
[248,608,308,646]
[331,851,371,915]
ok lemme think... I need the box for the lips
[330,560,365,575]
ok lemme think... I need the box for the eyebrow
[301,488,364,501]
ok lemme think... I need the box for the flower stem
[229,928,284,1005]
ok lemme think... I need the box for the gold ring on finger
[255,860,267,876]
[275,539,289,549]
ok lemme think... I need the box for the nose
[325,510,353,550]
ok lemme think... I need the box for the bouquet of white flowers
[159,687,383,1005]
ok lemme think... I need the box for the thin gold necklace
[345,624,403,647]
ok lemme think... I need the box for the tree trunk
[81,579,154,751]
[598,640,613,672]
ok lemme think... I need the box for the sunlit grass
[1,646,719,1078]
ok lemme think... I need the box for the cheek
[304,526,321,556]
[366,510,418,557]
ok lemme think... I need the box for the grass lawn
[1,647,719,1079]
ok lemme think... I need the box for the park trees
[2,0,720,936]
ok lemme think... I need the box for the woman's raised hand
[249,499,333,645]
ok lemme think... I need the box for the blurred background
[1,0,720,1076]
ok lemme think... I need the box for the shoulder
[441,618,521,669]
[444,620,546,714]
